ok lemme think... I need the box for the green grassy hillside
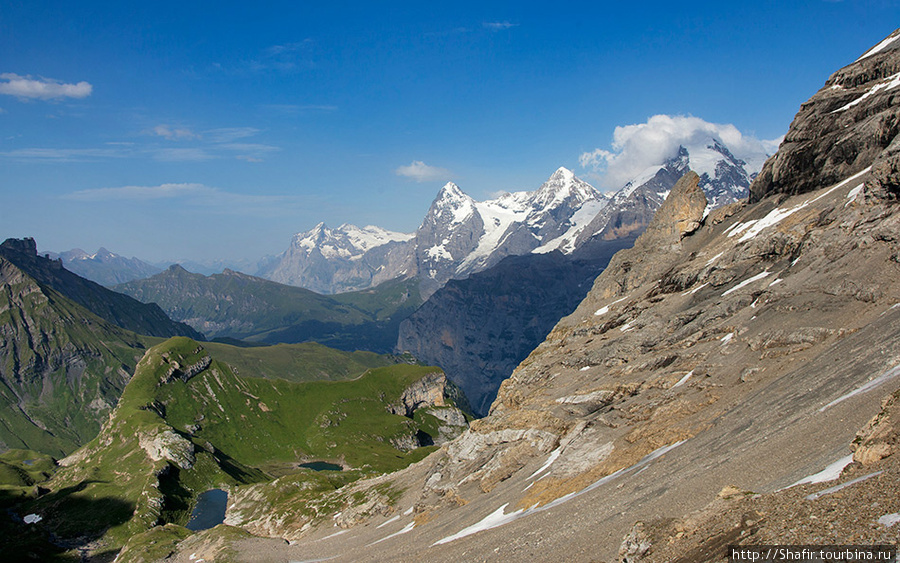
[5,337,462,557]
[203,340,391,383]
[0,256,154,457]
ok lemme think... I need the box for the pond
[299,461,343,472]
[185,488,228,531]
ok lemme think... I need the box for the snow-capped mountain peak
[614,137,762,208]
[264,138,759,295]
[549,166,575,183]
[291,222,412,260]
[531,166,604,210]
[424,182,478,228]
[339,224,414,253]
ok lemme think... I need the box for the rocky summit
[174,29,900,563]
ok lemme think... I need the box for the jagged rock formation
[386,371,470,450]
[0,238,201,340]
[751,28,900,202]
[388,372,450,417]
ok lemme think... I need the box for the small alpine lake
[299,461,343,471]
[185,488,228,531]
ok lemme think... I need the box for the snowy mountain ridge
[262,138,762,294]
[292,222,414,260]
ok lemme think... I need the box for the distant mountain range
[48,247,162,287]
[47,137,760,300]
[115,265,423,353]
[66,137,761,414]
[260,139,759,297]
[1,238,201,340]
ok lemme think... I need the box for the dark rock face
[869,133,900,200]
[414,182,486,297]
[751,29,900,202]
[397,251,619,416]
[0,238,201,340]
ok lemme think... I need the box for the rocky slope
[752,28,900,203]
[181,29,900,563]
[0,238,201,340]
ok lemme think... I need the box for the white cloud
[395,160,452,182]
[152,125,198,140]
[153,148,216,162]
[0,147,128,161]
[64,183,214,201]
[0,73,92,100]
[219,142,280,162]
[263,104,338,115]
[2,124,280,164]
[761,135,785,154]
[204,127,260,143]
[483,22,518,30]
[579,114,782,190]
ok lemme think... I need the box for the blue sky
[1,1,897,265]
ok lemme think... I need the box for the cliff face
[397,251,613,416]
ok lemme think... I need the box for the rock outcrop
[138,429,195,469]
[388,372,448,416]
[751,29,900,202]
[388,371,470,448]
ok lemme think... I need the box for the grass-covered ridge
[5,337,463,557]
[202,340,391,383]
